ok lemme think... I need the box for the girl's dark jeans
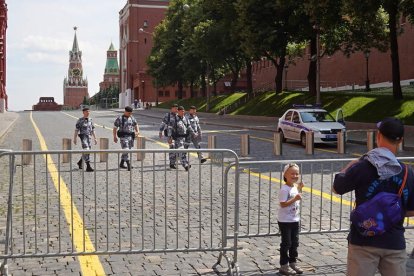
[278,221,299,265]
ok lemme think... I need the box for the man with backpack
[159,103,178,169]
[333,117,414,276]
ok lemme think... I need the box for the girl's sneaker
[279,264,296,275]
[289,262,303,274]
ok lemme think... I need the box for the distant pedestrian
[134,99,138,109]
[185,106,207,163]
[159,103,178,169]
[333,117,414,276]
[113,106,139,171]
[73,107,97,172]
[278,163,304,275]
[171,106,197,171]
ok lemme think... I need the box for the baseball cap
[177,106,185,111]
[190,105,197,109]
[125,106,133,112]
[377,117,404,141]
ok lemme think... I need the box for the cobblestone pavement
[0,110,414,276]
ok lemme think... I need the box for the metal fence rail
[1,149,413,275]
[0,149,240,275]
[224,158,414,242]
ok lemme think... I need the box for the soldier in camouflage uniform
[113,106,139,171]
[185,106,207,163]
[159,103,178,169]
[73,107,97,172]
[171,106,197,171]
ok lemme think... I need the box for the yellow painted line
[243,168,414,224]
[242,168,353,206]
[31,112,106,276]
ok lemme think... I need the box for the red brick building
[99,42,120,91]
[119,1,414,103]
[33,97,62,111]
[63,27,89,109]
[119,0,169,107]
[0,0,7,112]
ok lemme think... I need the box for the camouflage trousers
[184,136,204,160]
[79,135,92,162]
[120,136,134,162]
[171,138,189,167]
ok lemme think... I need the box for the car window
[292,112,300,123]
[300,111,335,123]
[285,111,293,121]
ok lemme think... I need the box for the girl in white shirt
[278,163,304,275]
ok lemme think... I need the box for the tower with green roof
[99,42,119,92]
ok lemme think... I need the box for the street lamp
[284,63,289,90]
[314,24,321,105]
[364,50,371,91]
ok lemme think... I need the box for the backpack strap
[398,164,408,197]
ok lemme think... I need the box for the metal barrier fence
[222,158,414,250]
[0,149,240,275]
[1,150,414,275]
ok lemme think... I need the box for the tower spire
[72,26,79,52]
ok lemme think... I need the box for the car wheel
[300,132,306,147]
[278,130,286,142]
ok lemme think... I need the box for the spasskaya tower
[63,27,88,108]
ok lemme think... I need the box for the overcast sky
[7,0,124,111]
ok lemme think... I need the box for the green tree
[343,0,414,99]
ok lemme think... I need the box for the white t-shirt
[278,184,300,222]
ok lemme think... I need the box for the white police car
[277,105,345,146]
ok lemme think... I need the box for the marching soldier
[73,107,97,172]
[171,106,197,171]
[185,106,207,163]
[159,103,178,169]
[113,106,139,171]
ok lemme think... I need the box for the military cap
[125,106,133,112]
[82,107,90,112]
[171,103,179,108]
[189,105,197,110]
[177,106,185,111]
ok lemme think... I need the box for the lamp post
[205,64,210,112]
[364,50,371,91]
[284,63,289,90]
[314,24,321,105]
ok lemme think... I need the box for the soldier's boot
[184,164,191,171]
[169,164,177,169]
[120,160,128,169]
[77,159,83,169]
[85,162,94,172]
[200,158,207,164]
[126,161,132,171]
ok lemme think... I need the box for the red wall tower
[0,0,7,112]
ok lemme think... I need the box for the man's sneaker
[170,164,177,169]
[184,164,191,171]
[289,263,303,274]
[279,264,296,275]
[200,158,207,164]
